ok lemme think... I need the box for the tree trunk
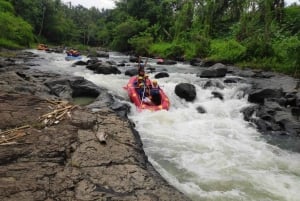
[38,6,46,37]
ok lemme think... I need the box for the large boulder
[248,88,283,104]
[129,56,139,62]
[87,62,121,75]
[125,68,138,76]
[44,76,101,100]
[175,83,197,102]
[155,72,169,79]
[72,60,87,67]
[190,58,202,67]
[198,63,227,78]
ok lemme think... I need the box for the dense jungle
[0,0,299,74]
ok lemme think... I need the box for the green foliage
[110,18,149,52]
[46,12,76,44]
[128,33,153,56]
[189,31,211,57]
[10,0,44,34]
[243,36,275,59]
[1,0,298,77]
[272,36,300,74]
[0,0,14,13]
[282,5,300,35]
[0,38,21,49]
[0,4,33,47]
[164,43,185,59]
[209,39,246,63]
[174,1,193,39]
[149,42,173,58]
[237,36,300,75]
[149,42,185,59]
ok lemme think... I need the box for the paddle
[140,84,146,106]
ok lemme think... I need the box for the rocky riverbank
[0,50,190,201]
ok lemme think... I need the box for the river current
[28,50,300,201]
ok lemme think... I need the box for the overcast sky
[62,0,298,10]
[61,0,116,10]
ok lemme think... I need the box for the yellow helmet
[152,79,157,84]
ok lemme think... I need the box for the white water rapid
[28,50,300,201]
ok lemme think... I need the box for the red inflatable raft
[125,76,170,111]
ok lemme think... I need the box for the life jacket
[145,78,151,87]
[151,84,160,95]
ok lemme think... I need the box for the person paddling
[150,80,161,105]
[137,56,148,76]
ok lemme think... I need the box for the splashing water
[29,50,300,201]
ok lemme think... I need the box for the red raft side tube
[126,76,170,111]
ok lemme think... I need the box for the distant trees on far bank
[0,0,299,76]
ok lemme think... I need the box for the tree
[0,0,33,47]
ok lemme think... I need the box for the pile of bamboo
[0,100,76,145]
[0,125,30,145]
[39,100,76,126]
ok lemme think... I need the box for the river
[28,50,300,201]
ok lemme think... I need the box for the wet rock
[248,88,283,104]
[190,58,202,66]
[87,62,121,75]
[147,66,156,73]
[199,60,215,67]
[129,56,140,62]
[203,80,225,89]
[241,105,258,121]
[175,83,196,102]
[198,63,227,78]
[72,60,87,66]
[157,59,177,65]
[155,72,169,79]
[211,91,224,100]
[45,76,100,100]
[125,68,138,76]
[196,106,206,113]
[224,77,244,84]
[87,58,101,65]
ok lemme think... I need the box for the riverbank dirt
[0,51,190,201]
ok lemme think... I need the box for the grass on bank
[148,36,299,77]
[0,38,22,50]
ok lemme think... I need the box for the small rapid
[29,50,300,201]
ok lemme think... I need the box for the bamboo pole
[0,132,27,144]
[41,105,73,118]
[0,125,30,135]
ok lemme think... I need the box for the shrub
[0,38,21,49]
[129,33,153,56]
[0,0,14,13]
[209,39,246,63]
[149,42,172,58]
[149,42,185,59]
[0,12,33,47]
[165,43,185,59]
[110,18,149,52]
[272,36,300,74]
